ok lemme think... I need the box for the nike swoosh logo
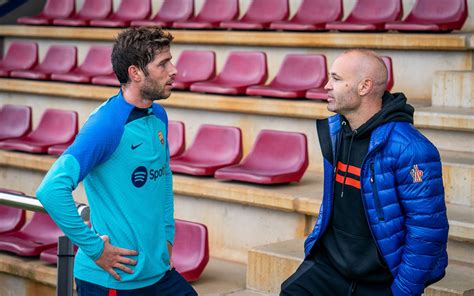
[131,143,143,150]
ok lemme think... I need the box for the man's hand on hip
[95,235,138,281]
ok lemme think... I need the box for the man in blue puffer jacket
[281,50,448,296]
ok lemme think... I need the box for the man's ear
[359,78,373,96]
[128,65,142,83]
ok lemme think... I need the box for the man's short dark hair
[112,27,174,84]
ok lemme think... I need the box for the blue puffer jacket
[304,114,449,296]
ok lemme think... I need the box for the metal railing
[0,191,89,296]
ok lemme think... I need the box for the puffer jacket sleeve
[391,139,449,296]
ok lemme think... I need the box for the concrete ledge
[0,25,470,51]
[432,71,474,108]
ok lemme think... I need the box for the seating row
[0,188,209,282]
[0,42,394,100]
[17,0,467,32]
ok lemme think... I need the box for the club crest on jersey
[410,164,424,183]
[158,131,164,145]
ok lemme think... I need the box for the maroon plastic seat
[51,46,113,83]
[10,45,77,80]
[53,0,112,27]
[172,0,239,29]
[39,245,78,264]
[17,0,74,25]
[385,0,467,32]
[306,55,394,100]
[169,121,185,158]
[0,104,32,141]
[173,50,216,90]
[190,51,267,95]
[0,109,78,154]
[89,0,151,27]
[270,0,343,31]
[326,0,402,31]
[131,0,194,28]
[246,54,327,99]
[0,189,27,235]
[215,130,308,184]
[47,142,73,156]
[170,125,242,176]
[0,42,38,77]
[91,73,120,87]
[220,0,289,30]
[172,219,209,282]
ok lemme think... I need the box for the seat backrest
[28,109,78,143]
[0,189,26,234]
[381,56,394,91]
[345,0,402,23]
[168,121,185,158]
[156,0,194,22]
[40,0,74,18]
[218,51,267,85]
[183,125,242,163]
[272,54,327,89]
[77,0,112,19]
[195,0,239,23]
[113,0,151,20]
[404,0,467,26]
[79,46,113,75]
[1,42,38,70]
[38,45,77,73]
[172,219,209,265]
[21,212,63,241]
[241,0,289,23]
[293,0,343,23]
[0,104,32,139]
[175,50,215,82]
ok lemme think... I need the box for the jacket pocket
[370,163,385,221]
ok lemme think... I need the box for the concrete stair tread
[441,150,474,166]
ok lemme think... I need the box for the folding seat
[40,245,78,264]
[47,142,73,156]
[246,54,327,99]
[173,50,216,90]
[172,0,239,29]
[168,121,185,158]
[89,0,151,28]
[385,0,467,32]
[10,45,77,80]
[325,0,402,31]
[0,189,26,235]
[170,125,242,176]
[220,0,289,30]
[17,0,74,25]
[215,130,308,184]
[0,42,38,77]
[0,109,78,154]
[91,73,120,87]
[172,219,209,282]
[53,0,112,27]
[131,0,194,28]
[0,104,32,141]
[306,55,393,100]
[270,0,343,31]
[190,51,267,95]
[51,46,113,83]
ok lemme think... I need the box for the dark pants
[280,253,392,296]
[76,268,197,296]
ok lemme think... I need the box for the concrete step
[447,204,474,243]
[442,151,474,207]
[432,71,474,108]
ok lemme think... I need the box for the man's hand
[95,235,138,281]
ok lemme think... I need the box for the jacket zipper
[370,162,385,221]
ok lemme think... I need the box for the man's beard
[139,77,170,101]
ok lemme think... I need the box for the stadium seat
[220,0,289,30]
[0,109,78,154]
[91,73,120,87]
[190,51,267,95]
[325,0,402,31]
[40,245,78,265]
[51,46,113,83]
[0,211,64,256]
[17,0,74,25]
[0,104,32,141]
[270,0,343,31]
[215,130,309,184]
[172,0,239,29]
[0,189,27,235]
[246,54,327,99]
[172,219,209,282]
[89,0,151,28]
[10,45,77,80]
[47,142,73,156]
[170,125,242,176]
[52,0,112,27]
[131,0,194,28]
[385,0,467,32]
[168,121,185,158]
[173,50,216,90]
[0,42,38,77]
